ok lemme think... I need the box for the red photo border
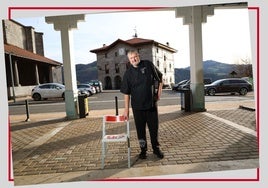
[7,6,260,182]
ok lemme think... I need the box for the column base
[190,83,206,112]
[64,90,79,119]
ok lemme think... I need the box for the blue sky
[14,8,251,68]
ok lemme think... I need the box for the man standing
[120,50,164,159]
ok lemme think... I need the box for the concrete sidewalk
[10,101,259,186]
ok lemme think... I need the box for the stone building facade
[3,19,44,55]
[90,37,177,90]
[2,19,62,98]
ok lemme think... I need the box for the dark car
[179,80,191,89]
[172,80,188,91]
[204,78,253,96]
[204,78,212,84]
[177,78,212,90]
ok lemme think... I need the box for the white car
[77,84,96,96]
[89,80,103,93]
[31,83,65,101]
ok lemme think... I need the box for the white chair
[101,115,130,169]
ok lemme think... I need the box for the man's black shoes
[153,149,164,159]
[139,151,147,159]
[139,149,164,159]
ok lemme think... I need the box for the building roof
[4,44,62,66]
[90,37,177,53]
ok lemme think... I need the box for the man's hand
[157,82,163,100]
[123,108,129,120]
[123,94,130,120]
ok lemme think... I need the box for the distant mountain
[175,60,236,83]
[76,61,98,83]
[76,60,238,84]
[174,68,190,82]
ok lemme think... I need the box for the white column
[189,6,205,111]
[176,6,214,112]
[35,64,40,85]
[14,61,20,86]
[45,14,85,119]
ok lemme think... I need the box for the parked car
[204,78,253,96]
[31,83,65,101]
[172,80,188,91]
[89,80,103,93]
[77,84,96,96]
[78,89,90,96]
[162,84,171,89]
[179,80,191,89]
[178,78,212,90]
[204,78,212,84]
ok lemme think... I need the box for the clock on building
[118,48,125,56]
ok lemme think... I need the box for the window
[221,80,230,85]
[157,60,160,67]
[115,52,118,57]
[115,63,120,73]
[229,80,237,84]
[50,85,58,89]
[39,84,50,89]
[229,79,245,84]
[119,48,125,55]
[105,64,109,74]
[164,55,167,61]
[105,53,107,58]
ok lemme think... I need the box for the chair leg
[101,142,105,169]
[127,137,130,168]
[128,147,131,168]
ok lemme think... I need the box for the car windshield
[178,80,187,85]
[89,80,100,85]
[185,80,190,84]
[58,84,65,88]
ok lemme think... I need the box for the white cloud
[202,8,251,64]
[14,8,251,68]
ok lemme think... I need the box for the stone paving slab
[11,109,259,184]
[9,100,259,185]
[208,108,256,131]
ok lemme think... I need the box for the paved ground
[9,99,259,186]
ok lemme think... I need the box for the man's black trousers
[132,106,160,152]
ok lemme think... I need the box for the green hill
[76,60,250,84]
[76,61,98,83]
[175,60,236,83]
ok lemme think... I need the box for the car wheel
[239,88,248,95]
[207,88,216,96]
[33,93,41,101]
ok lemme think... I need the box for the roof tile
[4,44,61,66]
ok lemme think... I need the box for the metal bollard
[25,100,30,122]
[115,96,118,116]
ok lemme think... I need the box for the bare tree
[234,57,253,78]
